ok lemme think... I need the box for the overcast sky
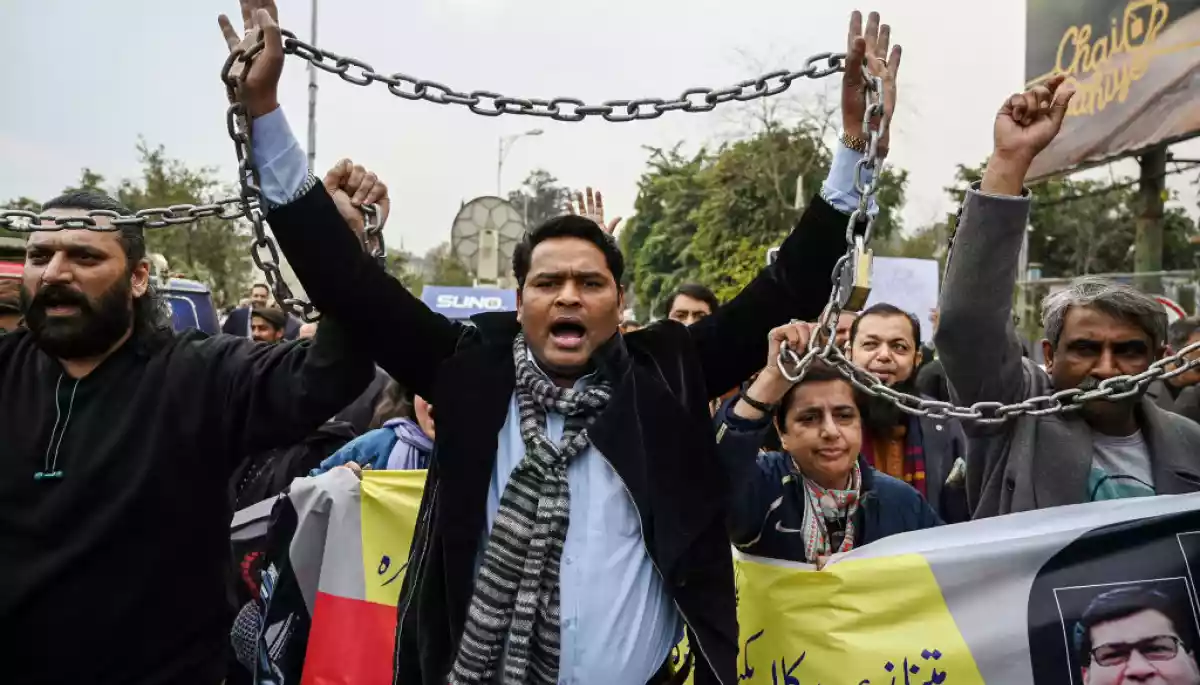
[2,0,1198,258]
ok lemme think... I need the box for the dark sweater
[715,399,942,562]
[0,321,372,685]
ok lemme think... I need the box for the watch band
[268,172,321,210]
[738,390,779,414]
[840,130,868,154]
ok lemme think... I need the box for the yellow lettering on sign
[1045,0,1171,116]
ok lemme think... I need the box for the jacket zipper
[597,452,726,685]
[393,478,438,684]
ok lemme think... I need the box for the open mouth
[549,320,587,350]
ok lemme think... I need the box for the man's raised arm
[218,0,460,399]
[687,10,900,398]
[934,76,1077,410]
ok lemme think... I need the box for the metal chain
[771,59,1200,423]
[0,199,257,232]
[279,30,846,122]
[778,64,886,384]
[221,35,318,322]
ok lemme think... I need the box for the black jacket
[267,185,851,685]
[0,322,372,685]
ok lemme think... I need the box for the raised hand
[982,75,1076,195]
[323,159,391,242]
[566,187,622,235]
[994,74,1075,166]
[218,0,284,118]
[841,11,901,158]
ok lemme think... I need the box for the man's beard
[21,279,134,359]
[861,374,919,439]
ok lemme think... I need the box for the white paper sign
[864,256,941,343]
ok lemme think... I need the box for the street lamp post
[497,129,543,196]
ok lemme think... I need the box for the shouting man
[936,75,1200,517]
[0,188,373,684]
[221,1,899,682]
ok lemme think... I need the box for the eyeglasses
[1091,635,1183,667]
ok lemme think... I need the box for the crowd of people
[3,1,1200,684]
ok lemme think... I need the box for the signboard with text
[1025,0,1200,180]
[420,285,517,319]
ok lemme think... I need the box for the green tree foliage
[116,142,254,308]
[382,247,424,294]
[425,242,474,287]
[621,121,907,318]
[506,169,573,231]
[4,143,256,308]
[938,160,1199,278]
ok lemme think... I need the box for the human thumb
[1048,83,1076,129]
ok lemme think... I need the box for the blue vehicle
[161,277,220,335]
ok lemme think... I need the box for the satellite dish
[451,196,526,287]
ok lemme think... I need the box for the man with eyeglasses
[1077,585,1200,685]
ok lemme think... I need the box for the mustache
[27,285,91,312]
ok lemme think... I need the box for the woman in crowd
[714,321,941,565]
[311,379,436,473]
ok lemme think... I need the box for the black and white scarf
[449,332,613,684]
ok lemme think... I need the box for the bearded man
[0,188,373,684]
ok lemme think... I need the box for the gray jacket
[935,186,1200,518]
[1145,379,1200,425]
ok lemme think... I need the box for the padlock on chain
[836,234,873,311]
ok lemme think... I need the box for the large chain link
[221,37,319,322]
[770,59,1200,422]
[280,30,846,122]
[777,64,887,385]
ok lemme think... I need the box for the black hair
[250,283,270,294]
[663,283,720,318]
[512,215,624,289]
[251,307,287,331]
[1077,585,1191,664]
[39,190,170,342]
[773,362,858,428]
[849,302,922,348]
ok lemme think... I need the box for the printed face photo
[1053,578,1200,685]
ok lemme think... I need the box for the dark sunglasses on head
[1091,635,1183,667]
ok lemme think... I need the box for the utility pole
[306,0,319,170]
[1134,145,1167,295]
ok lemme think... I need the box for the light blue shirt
[250,106,871,683]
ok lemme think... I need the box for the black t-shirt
[0,325,370,684]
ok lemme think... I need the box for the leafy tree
[506,169,573,231]
[113,142,254,308]
[943,160,1198,278]
[383,247,423,294]
[5,143,257,308]
[622,117,907,315]
[619,145,709,320]
[425,242,474,287]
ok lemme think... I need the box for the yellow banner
[361,470,426,606]
[356,473,986,684]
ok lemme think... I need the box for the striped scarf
[861,415,927,496]
[448,333,612,685]
[799,460,863,564]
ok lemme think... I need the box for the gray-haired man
[936,75,1200,518]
